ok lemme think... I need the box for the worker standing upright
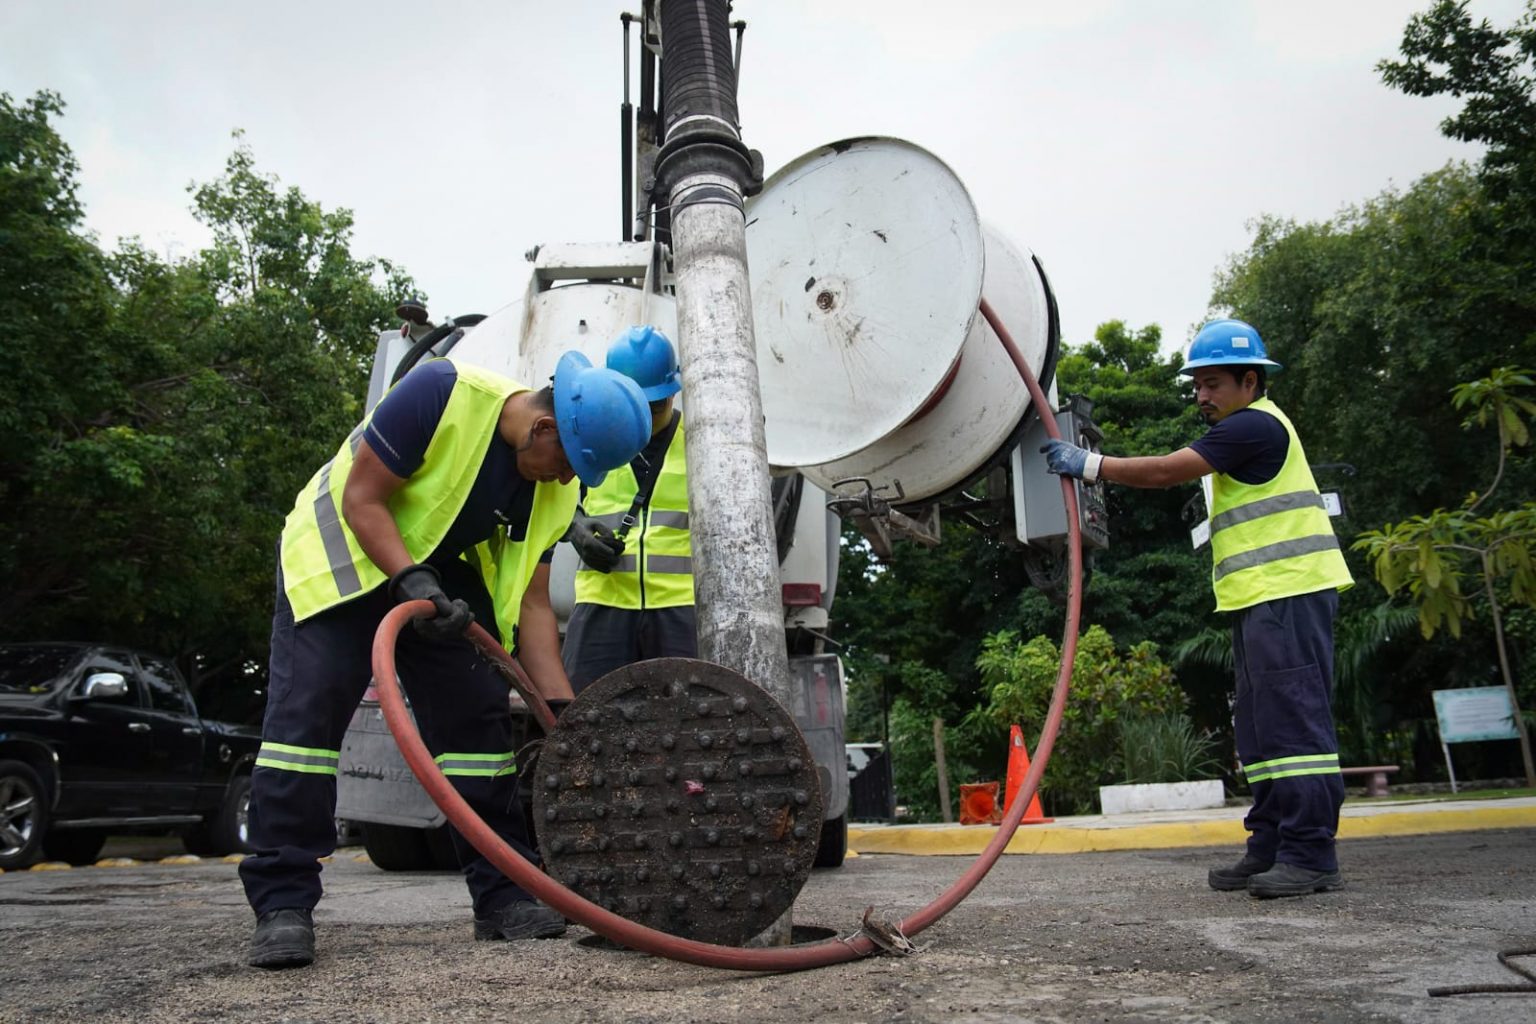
[562,326,697,691]
[240,350,651,968]
[1042,318,1353,898]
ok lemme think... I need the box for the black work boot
[249,907,315,968]
[1207,853,1273,891]
[473,900,567,941]
[1247,862,1344,899]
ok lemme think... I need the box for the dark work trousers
[239,557,540,919]
[1231,587,1346,872]
[561,602,698,694]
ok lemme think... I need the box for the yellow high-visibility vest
[279,360,577,647]
[574,412,693,610]
[1208,397,1353,612]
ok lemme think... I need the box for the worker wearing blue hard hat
[1041,317,1353,899]
[561,325,699,691]
[240,348,649,969]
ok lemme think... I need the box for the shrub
[975,625,1186,813]
[1119,713,1221,784]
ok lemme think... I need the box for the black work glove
[387,563,474,643]
[565,509,625,573]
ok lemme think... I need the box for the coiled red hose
[371,296,1083,971]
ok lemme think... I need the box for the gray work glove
[387,563,474,643]
[565,509,625,573]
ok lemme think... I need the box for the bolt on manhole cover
[534,657,824,945]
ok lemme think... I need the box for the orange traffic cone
[1003,724,1053,824]
[959,781,1002,825]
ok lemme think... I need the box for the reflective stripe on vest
[434,751,517,778]
[280,359,578,646]
[1207,397,1353,612]
[255,741,340,776]
[575,413,693,610]
[1242,752,1340,784]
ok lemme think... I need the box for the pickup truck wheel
[41,828,106,866]
[813,813,848,868]
[183,774,253,857]
[0,760,48,871]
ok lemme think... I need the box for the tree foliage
[973,625,1185,813]
[1353,367,1536,784]
[0,95,415,709]
[1379,0,1536,195]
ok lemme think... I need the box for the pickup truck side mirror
[80,672,129,700]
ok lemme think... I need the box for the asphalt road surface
[2,829,1533,1023]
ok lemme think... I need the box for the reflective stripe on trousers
[255,741,339,775]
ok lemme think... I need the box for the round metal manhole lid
[533,658,825,946]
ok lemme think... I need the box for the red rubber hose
[371,296,1083,971]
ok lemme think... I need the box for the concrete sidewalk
[847,794,1536,855]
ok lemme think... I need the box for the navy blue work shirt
[364,360,553,565]
[1189,406,1289,485]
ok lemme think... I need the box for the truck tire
[362,823,435,871]
[41,828,107,866]
[0,760,48,870]
[182,774,253,857]
[426,824,460,871]
[813,813,848,868]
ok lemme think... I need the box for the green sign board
[1432,687,1520,743]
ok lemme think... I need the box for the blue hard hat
[605,324,681,401]
[1180,319,1283,376]
[552,350,652,487]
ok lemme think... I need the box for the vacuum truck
[335,0,1106,875]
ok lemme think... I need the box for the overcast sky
[1,0,1521,355]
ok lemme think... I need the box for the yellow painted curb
[94,858,140,867]
[158,855,203,865]
[28,861,72,871]
[848,821,1244,856]
[849,804,1536,856]
[1337,805,1536,839]
[222,854,248,863]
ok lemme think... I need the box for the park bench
[1340,764,1400,797]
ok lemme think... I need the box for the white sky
[0,0,1520,354]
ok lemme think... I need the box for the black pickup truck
[0,642,261,869]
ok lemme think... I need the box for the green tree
[1379,0,1536,198]
[0,98,415,706]
[1354,368,1536,785]
[1052,320,1232,727]
[0,91,115,620]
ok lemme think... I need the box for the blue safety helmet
[552,350,652,488]
[1180,319,1283,376]
[606,324,682,401]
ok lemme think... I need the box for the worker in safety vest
[240,351,651,969]
[561,326,697,691]
[1041,319,1353,899]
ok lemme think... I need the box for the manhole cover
[534,657,824,945]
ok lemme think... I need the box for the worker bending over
[240,351,651,968]
[1042,319,1353,899]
